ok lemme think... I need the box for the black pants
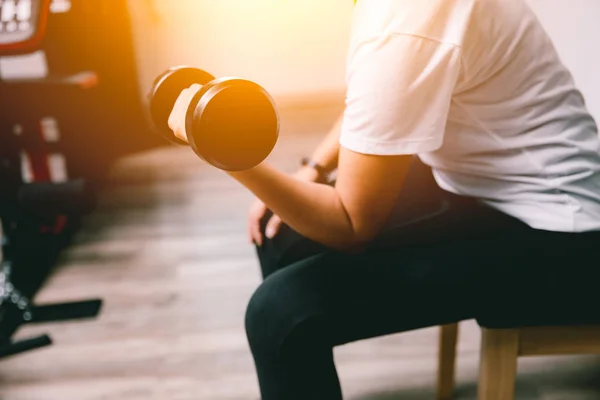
[246,158,600,400]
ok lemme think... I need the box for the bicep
[335,147,413,243]
[333,31,461,243]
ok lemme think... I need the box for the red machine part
[0,0,50,56]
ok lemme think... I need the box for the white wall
[129,0,353,101]
[130,0,600,119]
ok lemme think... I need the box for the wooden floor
[2,105,600,399]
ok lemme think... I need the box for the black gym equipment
[18,180,96,218]
[149,66,280,171]
[0,0,109,360]
[0,260,102,360]
[0,142,103,360]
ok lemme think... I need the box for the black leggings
[246,158,600,400]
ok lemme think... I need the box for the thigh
[252,237,491,348]
[251,186,529,347]
[476,229,600,326]
[252,227,600,348]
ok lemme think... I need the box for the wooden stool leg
[437,323,460,400]
[478,328,520,400]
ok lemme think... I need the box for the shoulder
[352,0,479,46]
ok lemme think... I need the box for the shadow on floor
[355,359,600,400]
[354,381,541,400]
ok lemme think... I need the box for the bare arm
[307,114,343,177]
[168,90,411,250]
[247,113,343,244]
[230,149,412,251]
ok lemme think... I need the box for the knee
[245,273,320,359]
[244,278,285,356]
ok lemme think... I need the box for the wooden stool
[436,322,600,400]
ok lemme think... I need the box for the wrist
[300,157,331,183]
[294,165,321,183]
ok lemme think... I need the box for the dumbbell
[148,66,280,171]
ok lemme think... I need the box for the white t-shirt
[340,0,600,232]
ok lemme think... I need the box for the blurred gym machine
[2,0,161,182]
[0,0,108,359]
[0,161,102,359]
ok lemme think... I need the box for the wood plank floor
[2,105,600,399]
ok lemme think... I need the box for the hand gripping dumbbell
[148,66,280,171]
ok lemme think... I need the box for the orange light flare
[152,0,354,98]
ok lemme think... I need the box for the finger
[167,90,184,129]
[246,211,253,242]
[188,83,202,95]
[171,85,203,141]
[252,218,263,246]
[247,202,264,246]
[265,215,282,239]
[247,219,255,245]
[179,84,200,109]
[168,88,189,136]
[174,87,190,111]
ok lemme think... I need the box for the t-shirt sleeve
[340,32,463,156]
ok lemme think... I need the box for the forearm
[307,114,343,173]
[229,163,359,250]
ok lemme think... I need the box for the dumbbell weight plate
[186,77,280,171]
[149,66,216,145]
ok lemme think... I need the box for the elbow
[330,197,384,253]
[329,225,378,254]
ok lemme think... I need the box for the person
[168,0,600,398]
